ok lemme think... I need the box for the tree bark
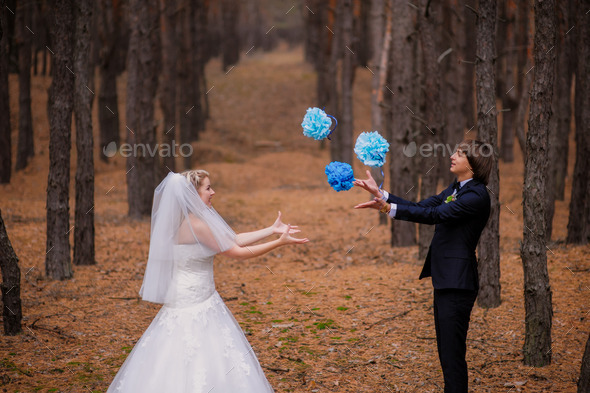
[97,0,124,162]
[221,0,240,71]
[521,0,556,367]
[566,0,590,245]
[16,0,34,171]
[46,0,75,280]
[546,0,574,239]
[0,0,12,184]
[0,209,22,335]
[159,0,178,175]
[73,0,95,266]
[126,0,160,218]
[462,0,477,131]
[579,332,590,392]
[417,0,443,260]
[338,0,354,165]
[475,0,501,308]
[389,0,417,247]
[498,1,518,163]
[440,0,465,185]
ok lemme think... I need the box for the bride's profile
[106,170,309,392]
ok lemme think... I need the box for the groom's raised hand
[353,170,381,197]
[354,197,386,211]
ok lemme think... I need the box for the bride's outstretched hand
[279,224,309,245]
[272,211,301,235]
[352,170,380,197]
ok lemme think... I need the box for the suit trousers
[433,288,478,393]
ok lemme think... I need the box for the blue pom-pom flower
[325,161,354,192]
[302,107,335,140]
[354,131,390,167]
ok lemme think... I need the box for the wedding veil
[139,172,236,304]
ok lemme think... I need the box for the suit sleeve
[394,188,489,225]
[386,188,448,208]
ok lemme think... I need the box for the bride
[107,170,309,392]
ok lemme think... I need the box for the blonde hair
[181,169,210,191]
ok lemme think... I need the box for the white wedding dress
[107,244,274,392]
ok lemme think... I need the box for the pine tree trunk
[417,0,443,260]
[0,0,12,184]
[546,0,574,239]
[98,0,122,162]
[328,0,343,163]
[514,0,531,150]
[521,0,556,367]
[579,332,590,392]
[73,0,95,266]
[475,0,501,309]
[16,1,34,171]
[439,0,464,186]
[566,0,590,245]
[159,0,177,175]
[499,3,518,163]
[0,209,22,336]
[462,0,477,131]
[221,0,239,71]
[389,0,417,247]
[338,0,354,165]
[126,0,160,218]
[46,0,74,280]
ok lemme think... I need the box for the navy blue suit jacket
[387,179,490,291]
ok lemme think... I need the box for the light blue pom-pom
[354,131,390,167]
[301,107,334,140]
[325,161,354,192]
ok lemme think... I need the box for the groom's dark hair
[458,139,493,185]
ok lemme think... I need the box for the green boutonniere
[445,195,456,203]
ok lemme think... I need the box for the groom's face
[450,150,472,177]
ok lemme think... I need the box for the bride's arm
[223,225,308,260]
[235,211,300,246]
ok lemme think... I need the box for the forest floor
[1,45,589,393]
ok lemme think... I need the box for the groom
[354,140,492,393]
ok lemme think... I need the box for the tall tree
[97,0,126,162]
[15,0,34,171]
[498,1,519,163]
[417,0,444,260]
[521,0,556,367]
[337,0,354,165]
[159,0,178,175]
[369,0,389,227]
[221,0,240,71]
[439,0,466,185]
[546,0,575,240]
[0,0,11,184]
[389,0,417,247]
[46,0,75,280]
[462,0,477,131]
[475,0,501,308]
[126,0,160,218]
[0,209,22,335]
[73,0,95,266]
[566,0,590,245]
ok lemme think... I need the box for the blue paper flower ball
[325,161,354,192]
[354,131,390,167]
[301,107,334,140]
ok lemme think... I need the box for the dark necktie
[452,180,461,193]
